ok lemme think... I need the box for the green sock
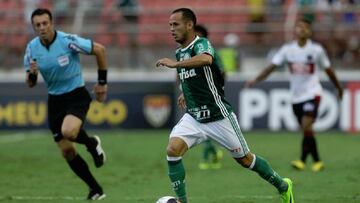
[207,141,217,158]
[251,155,288,193]
[202,140,214,161]
[168,159,187,203]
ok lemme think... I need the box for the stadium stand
[0,0,359,70]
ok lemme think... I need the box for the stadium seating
[0,0,359,69]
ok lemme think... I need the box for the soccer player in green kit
[156,8,294,203]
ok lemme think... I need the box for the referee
[24,8,107,200]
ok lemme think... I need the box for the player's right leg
[291,102,307,170]
[63,87,106,168]
[167,137,188,203]
[300,115,323,172]
[57,139,105,200]
[61,115,106,168]
[167,113,205,203]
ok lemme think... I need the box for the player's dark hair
[172,8,197,26]
[300,17,312,26]
[31,8,52,24]
[195,24,208,38]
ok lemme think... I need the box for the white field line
[0,133,44,144]
[1,196,84,201]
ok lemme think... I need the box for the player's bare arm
[156,53,212,68]
[325,68,343,100]
[92,42,108,102]
[177,93,186,110]
[26,59,38,88]
[245,64,277,88]
[156,58,178,68]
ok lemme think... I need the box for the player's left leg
[205,140,216,159]
[209,141,222,169]
[291,101,309,170]
[199,140,221,169]
[58,139,105,200]
[199,140,212,169]
[207,113,293,202]
[290,115,314,171]
[235,154,294,203]
[235,153,290,194]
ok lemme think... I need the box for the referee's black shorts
[292,96,321,125]
[48,86,92,142]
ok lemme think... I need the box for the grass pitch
[0,130,359,203]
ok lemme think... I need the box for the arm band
[98,69,107,85]
[27,70,38,84]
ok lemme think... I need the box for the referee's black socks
[67,154,102,191]
[75,129,96,149]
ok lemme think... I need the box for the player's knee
[166,144,184,157]
[61,127,79,141]
[301,125,313,133]
[61,147,76,161]
[301,117,314,131]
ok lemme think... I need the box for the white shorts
[170,112,249,158]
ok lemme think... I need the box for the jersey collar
[40,30,57,50]
[180,36,199,52]
[295,39,312,48]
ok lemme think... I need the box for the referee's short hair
[172,8,197,26]
[31,8,53,24]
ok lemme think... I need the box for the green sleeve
[194,38,215,58]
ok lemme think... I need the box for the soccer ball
[156,196,178,203]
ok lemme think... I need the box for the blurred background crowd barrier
[0,0,359,72]
[1,0,360,132]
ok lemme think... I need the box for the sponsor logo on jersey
[189,106,211,120]
[57,55,70,67]
[288,62,315,74]
[143,95,171,128]
[179,68,196,80]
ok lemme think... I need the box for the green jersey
[176,36,233,123]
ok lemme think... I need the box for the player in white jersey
[246,18,343,172]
